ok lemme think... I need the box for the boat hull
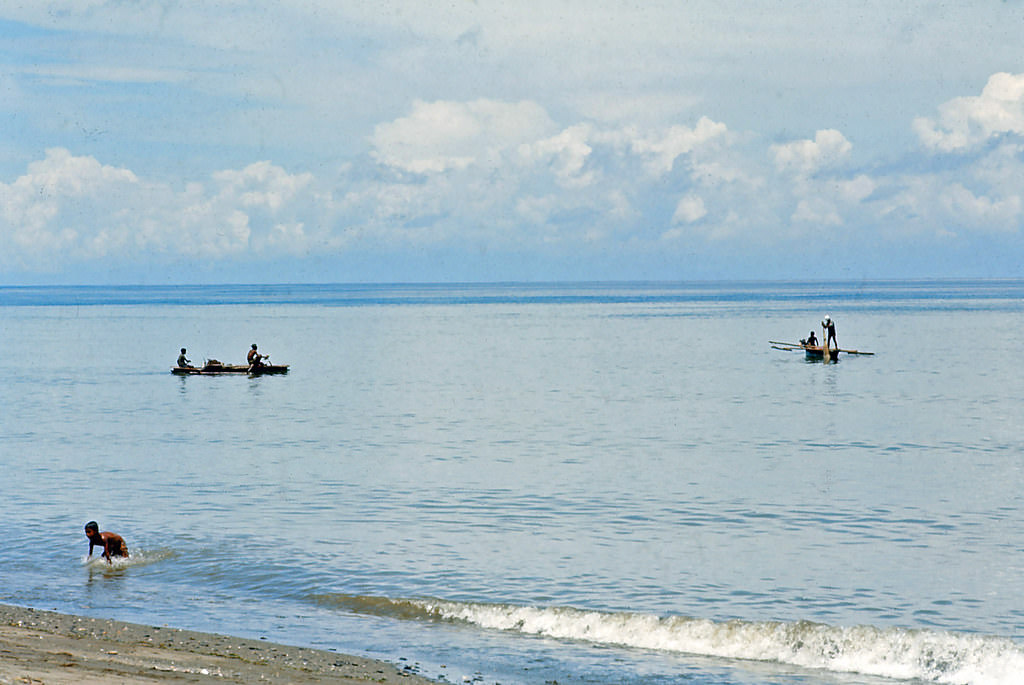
[172,364,289,375]
[803,345,838,361]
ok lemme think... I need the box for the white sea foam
[80,549,175,570]
[327,595,1024,685]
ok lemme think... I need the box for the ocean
[2,280,1023,685]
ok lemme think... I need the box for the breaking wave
[315,594,1024,684]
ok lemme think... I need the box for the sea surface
[2,280,1024,685]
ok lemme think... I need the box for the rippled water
[2,281,1023,684]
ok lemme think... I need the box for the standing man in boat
[822,316,837,350]
[247,343,265,371]
[177,348,192,368]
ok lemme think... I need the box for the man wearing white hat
[821,315,837,351]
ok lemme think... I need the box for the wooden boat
[172,360,289,375]
[800,345,838,361]
[769,340,873,361]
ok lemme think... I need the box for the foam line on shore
[317,593,1024,684]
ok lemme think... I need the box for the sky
[2,1,1024,284]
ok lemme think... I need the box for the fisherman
[822,316,837,350]
[177,348,192,368]
[801,331,818,347]
[84,521,129,563]
[247,343,265,370]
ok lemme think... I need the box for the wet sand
[0,604,438,684]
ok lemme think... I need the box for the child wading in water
[85,521,129,563]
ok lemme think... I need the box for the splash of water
[81,548,176,570]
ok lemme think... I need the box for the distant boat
[800,344,837,361]
[172,359,289,375]
[769,340,873,362]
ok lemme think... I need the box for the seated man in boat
[801,331,818,347]
[85,521,129,563]
[821,315,837,350]
[177,348,193,368]
[247,343,265,370]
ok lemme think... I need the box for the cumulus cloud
[0,148,140,256]
[913,72,1024,152]
[772,129,852,175]
[942,183,1022,230]
[5,81,1024,278]
[672,194,708,224]
[370,99,555,173]
[631,117,729,176]
[212,161,315,212]
[367,101,735,245]
[518,124,595,188]
[0,149,329,268]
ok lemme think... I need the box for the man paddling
[85,521,129,563]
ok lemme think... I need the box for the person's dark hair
[85,521,99,533]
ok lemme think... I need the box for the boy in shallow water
[84,521,128,563]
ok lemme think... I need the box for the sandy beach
[0,604,438,684]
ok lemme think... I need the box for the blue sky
[2,1,1024,284]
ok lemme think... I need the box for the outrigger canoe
[172,360,289,375]
[769,340,873,362]
[800,345,837,361]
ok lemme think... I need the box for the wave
[314,594,1024,684]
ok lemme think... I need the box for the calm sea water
[2,281,1024,685]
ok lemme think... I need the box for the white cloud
[212,161,315,212]
[913,72,1024,152]
[370,99,555,173]
[943,183,1022,230]
[631,117,729,176]
[837,175,876,204]
[4,73,1024,278]
[672,194,707,224]
[0,150,333,267]
[772,129,852,175]
[0,148,139,256]
[518,124,595,188]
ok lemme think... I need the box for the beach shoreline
[0,603,438,684]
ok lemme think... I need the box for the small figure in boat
[177,348,192,368]
[247,343,265,370]
[822,315,837,350]
[800,331,818,347]
[85,521,128,563]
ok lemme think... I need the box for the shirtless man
[85,521,128,563]
[247,343,264,370]
[177,348,192,368]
